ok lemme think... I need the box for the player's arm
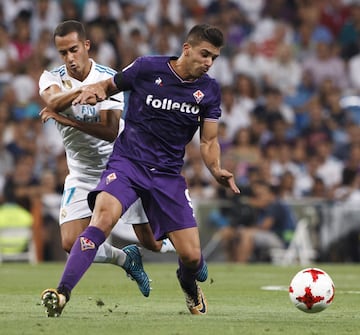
[200,120,240,194]
[41,84,95,112]
[40,107,121,142]
[72,77,120,106]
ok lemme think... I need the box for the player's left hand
[214,169,240,194]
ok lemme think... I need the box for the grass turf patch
[0,262,359,335]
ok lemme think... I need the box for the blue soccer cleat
[122,244,151,297]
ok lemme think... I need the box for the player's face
[55,32,91,80]
[185,41,220,79]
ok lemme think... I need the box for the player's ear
[84,39,91,51]
[183,43,190,56]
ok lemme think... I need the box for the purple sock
[178,254,206,285]
[58,226,106,293]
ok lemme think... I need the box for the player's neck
[169,58,196,82]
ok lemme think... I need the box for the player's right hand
[73,83,107,105]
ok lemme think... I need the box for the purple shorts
[88,156,197,240]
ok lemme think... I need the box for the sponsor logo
[155,77,163,86]
[80,237,95,251]
[145,95,200,114]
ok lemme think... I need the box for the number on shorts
[62,187,76,206]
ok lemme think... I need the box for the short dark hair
[186,24,224,48]
[53,20,86,42]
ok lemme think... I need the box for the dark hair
[186,24,224,48]
[53,20,86,42]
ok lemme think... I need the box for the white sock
[94,242,127,266]
[160,238,176,253]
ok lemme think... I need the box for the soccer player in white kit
[38,21,172,307]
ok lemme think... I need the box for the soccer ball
[289,268,335,313]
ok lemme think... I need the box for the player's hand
[39,107,57,123]
[73,83,107,105]
[214,169,240,194]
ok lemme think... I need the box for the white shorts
[60,175,148,234]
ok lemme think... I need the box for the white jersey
[39,59,124,182]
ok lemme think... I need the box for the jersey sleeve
[113,57,142,91]
[203,79,222,121]
[38,70,61,95]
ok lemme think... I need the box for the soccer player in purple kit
[41,24,240,316]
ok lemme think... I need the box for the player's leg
[41,192,149,317]
[169,227,208,315]
[58,179,137,270]
[60,218,90,253]
[114,198,175,253]
[144,172,207,314]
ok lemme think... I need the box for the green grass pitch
[0,262,359,335]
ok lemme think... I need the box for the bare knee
[178,246,201,267]
[61,236,75,253]
[60,218,91,253]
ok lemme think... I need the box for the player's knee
[61,237,74,253]
[178,248,201,267]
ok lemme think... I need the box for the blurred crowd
[2,0,360,261]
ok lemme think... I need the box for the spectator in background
[10,9,33,63]
[300,95,332,152]
[345,143,360,173]
[302,39,348,90]
[338,2,360,60]
[232,38,272,85]
[233,73,257,127]
[219,85,249,141]
[1,0,32,29]
[0,23,17,90]
[319,0,350,41]
[224,127,262,185]
[3,153,41,211]
[347,48,360,93]
[144,0,183,39]
[60,0,82,22]
[252,86,295,130]
[86,0,122,67]
[39,169,65,261]
[87,23,117,68]
[231,180,296,263]
[0,103,13,203]
[30,0,61,43]
[314,137,344,190]
[265,43,302,96]
[118,1,148,44]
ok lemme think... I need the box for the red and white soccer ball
[289,268,335,313]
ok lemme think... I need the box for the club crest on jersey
[60,208,67,220]
[193,90,204,103]
[155,77,163,86]
[62,80,72,89]
[80,237,95,251]
[106,172,117,185]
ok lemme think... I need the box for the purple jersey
[112,56,222,173]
